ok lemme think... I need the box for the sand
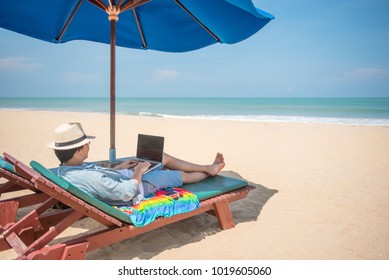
[1,110,388,260]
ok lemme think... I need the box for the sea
[1,97,389,126]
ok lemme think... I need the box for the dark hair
[54,147,82,164]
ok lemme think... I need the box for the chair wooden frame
[0,154,48,230]
[0,155,254,260]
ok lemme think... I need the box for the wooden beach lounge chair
[0,155,254,260]
[0,155,48,229]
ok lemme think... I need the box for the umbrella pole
[108,7,119,163]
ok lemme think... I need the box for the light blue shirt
[58,163,139,205]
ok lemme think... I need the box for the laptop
[133,134,164,174]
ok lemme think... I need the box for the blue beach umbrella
[0,0,274,162]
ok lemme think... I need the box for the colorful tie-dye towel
[114,188,199,227]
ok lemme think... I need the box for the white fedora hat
[46,122,95,150]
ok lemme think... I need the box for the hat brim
[46,135,95,150]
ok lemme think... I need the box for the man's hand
[113,160,140,170]
[131,161,151,184]
[134,161,151,174]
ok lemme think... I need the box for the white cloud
[343,67,389,80]
[151,69,180,82]
[0,57,45,72]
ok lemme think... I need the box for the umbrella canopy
[0,0,274,161]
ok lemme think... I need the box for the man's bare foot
[214,152,225,164]
[208,153,225,176]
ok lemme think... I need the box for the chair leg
[0,201,19,227]
[22,210,84,256]
[23,242,88,260]
[214,198,235,230]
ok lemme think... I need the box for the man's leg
[163,153,225,176]
[180,171,209,184]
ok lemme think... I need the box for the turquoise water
[1,97,389,126]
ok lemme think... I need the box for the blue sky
[1,0,388,98]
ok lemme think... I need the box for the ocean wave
[137,113,389,126]
[2,107,388,126]
[138,112,165,118]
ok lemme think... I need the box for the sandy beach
[1,110,388,260]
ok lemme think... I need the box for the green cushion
[30,160,248,224]
[183,175,248,201]
[0,156,16,173]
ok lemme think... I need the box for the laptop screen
[136,134,164,162]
